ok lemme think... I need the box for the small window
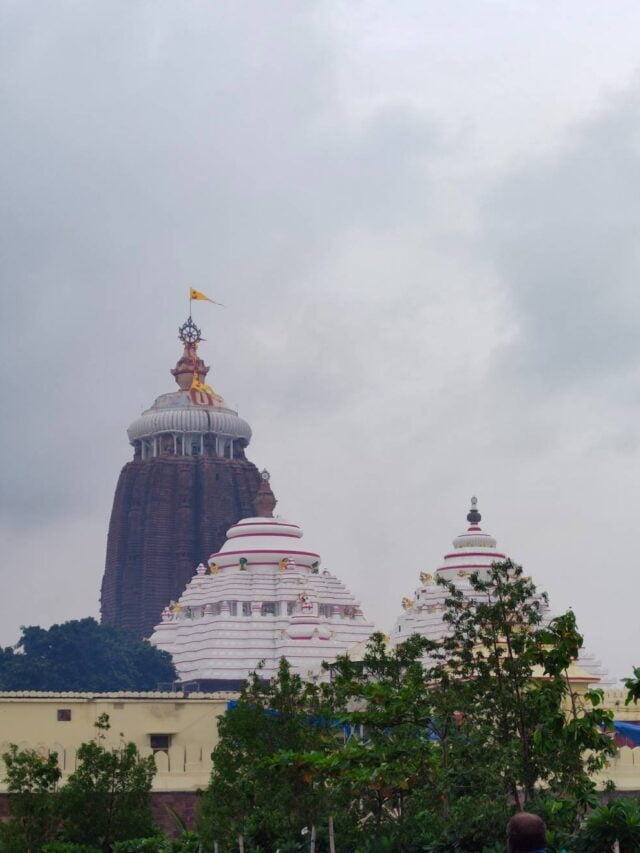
[57,709,72,722]
[150,734,171,752]
[242,601,251,616]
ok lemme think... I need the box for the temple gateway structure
[150,472,375,689]
[392,498,608,684]
[101,317,266,637]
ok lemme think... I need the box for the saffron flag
[190,287,225,306]
[190,287,213,302]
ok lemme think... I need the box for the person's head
[506,812,547,852]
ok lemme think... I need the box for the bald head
[507,812,547,852]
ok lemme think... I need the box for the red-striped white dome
[390,500,610,685]
[392,497,511,645]
[208,517,319,571]
[149,514,375,684]
[437,497,504,576]
[225,518,303,541]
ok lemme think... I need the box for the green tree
[0,744,62,852]
[623,666,640,706]
[200,562,617,850]
[286,633,447,850]
[574,798,640,852]
[429,561,615,832]
[57,714,157,851]
[0,618,176,691]
[199,658,340,851]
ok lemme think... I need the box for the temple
[101,317,266,637]
[392,498,608,683]
[392,496,510,645]
[149,472,375,689]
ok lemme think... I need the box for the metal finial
[466,496,481,525]
[178,317,202,346]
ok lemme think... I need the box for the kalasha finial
[255,470,277,518]
[466,496,481,525]
[178,317,202,346]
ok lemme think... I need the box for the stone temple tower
[100,317,269,637]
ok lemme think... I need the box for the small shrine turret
[390,497,610,685]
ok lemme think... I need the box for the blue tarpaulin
[614,721,640,745]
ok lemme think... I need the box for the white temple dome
[390,497,609,685]
[438,496,504,574]
[210,517,319,571]
[150,513,375,685]
[127,394,252,445]
[225,518,303,541]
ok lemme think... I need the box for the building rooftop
[150,507,376,683]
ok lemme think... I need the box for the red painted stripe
[209,548,320,560]
[444,552,505,559]
[203,561,305,569]
[227,532,301,539]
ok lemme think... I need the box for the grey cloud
[0,2,438,527]
[483,85,640,394]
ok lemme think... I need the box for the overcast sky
[2,1,640,681]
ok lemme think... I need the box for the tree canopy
[199,561,618,851]
[58,712,156,849]
[0,618,176,691]
[1,714,157,852]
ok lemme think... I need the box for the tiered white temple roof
[392,498,610,684]
[150,493,375,685]
[392,497,511,645]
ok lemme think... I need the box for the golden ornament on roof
[420,571,432,584]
